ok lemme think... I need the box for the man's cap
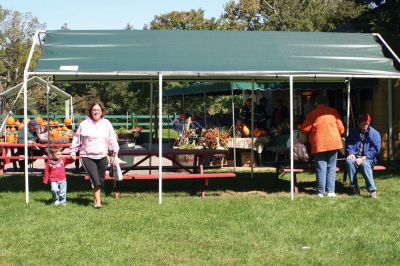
[358,113,372,123]
[28,120,39,127]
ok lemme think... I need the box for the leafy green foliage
[148,9,218,30]
[220,0,365,31]
[0,5,44,89]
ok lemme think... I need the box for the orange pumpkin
[62,126,68,131]
[253,128,262,137]
[64,118,72,125]
[6,117,15,125]
[35,116,43,125]
[10,127,16,132]
[53,132,62,139]
[6,134,15,143]
[242,125,250,136]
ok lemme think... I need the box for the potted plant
[115,127,134,142]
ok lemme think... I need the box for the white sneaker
[370,191,378,199]
[317,193,324,198]
[327,192,336,197]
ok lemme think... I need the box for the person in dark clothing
[17,120,44,171]
[273,99,289,127]
[255,97,270,129]
[239,98,254,128]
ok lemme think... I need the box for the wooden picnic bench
[84,148,236,196]
[265,146,386,192]
[84,172,236,197]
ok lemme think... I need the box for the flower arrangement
[131,126,143,133]
[201,127,231,149]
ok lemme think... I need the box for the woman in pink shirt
[71,102,119,208]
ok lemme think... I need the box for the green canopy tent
[20,30,400,204]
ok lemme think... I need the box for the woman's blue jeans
[313,150,338,194]
[345,158,376,192]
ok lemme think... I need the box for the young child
[43,148,75,205]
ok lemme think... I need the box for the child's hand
[70,152,76,160]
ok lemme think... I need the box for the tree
[125,23,134,30]
[149,9,218,30]
[353,0,400,57]
[59,23,70,30]
[219,0,365,31]
[0,5,44,89]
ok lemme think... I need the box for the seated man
[345,113,381,198]
[17,120,44,171]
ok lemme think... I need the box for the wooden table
[0,143,71,174]
[112,148,236,196]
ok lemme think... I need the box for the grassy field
[0,169,399,265]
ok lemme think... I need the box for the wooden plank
[84,173,236,181]
[133,173,236,180]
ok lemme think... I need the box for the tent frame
[22,30,400,204]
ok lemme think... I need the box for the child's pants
[51,180,67,204]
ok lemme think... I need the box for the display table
[227,137,270,153]
[226,137,270,167]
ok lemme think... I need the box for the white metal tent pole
[388,79,393,160]
[46,83,51,156]
[70,97,74,129]
[23,72,29,204]
[149,79,153,174]
[346,79,351,136]
[231,87,236,170]
[23,30,40,204]
[158,73,163,204]
[167,96,170,140]
[250,79,255,178]
[289,76,294,201]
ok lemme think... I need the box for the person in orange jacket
[300,94,345,197]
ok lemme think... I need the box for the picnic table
[0,142,72,174]
[97,148,236,196]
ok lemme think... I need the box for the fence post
[131,113,135,127]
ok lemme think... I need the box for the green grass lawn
[0,169,399,265]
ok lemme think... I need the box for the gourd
[35,116,43,125]
[242,125,250,136]
[6,134,15,143]
[64,118,72,125]
[6,117,15,125]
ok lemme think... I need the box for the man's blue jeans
[314,150,338,194]
[345,158,376,192]
[51,180,67,204]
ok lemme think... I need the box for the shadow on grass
[1,166,398,196]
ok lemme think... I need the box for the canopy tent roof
[0,76,71,99]
[33,30,400,81]
[163,79,378,96]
